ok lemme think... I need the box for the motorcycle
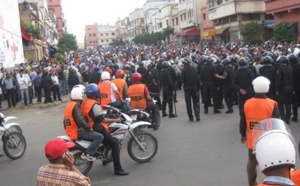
[58,105,158,175]
[0,116,26,160]
[127,93,161,130]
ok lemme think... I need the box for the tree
[109,39,125,46]
[273,22,295,43]
[240,22,262,44]
[57,34,78,54]
[54,53,64,64]
[162,26,175,44]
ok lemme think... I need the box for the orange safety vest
[256,184,281,186]
[244,98,277,149]
[291,170,300,186]
[127,83,147,109]
[64,101,78,140]
[81,98,109,132]
[112,78,125,99]
[98,81,111,106]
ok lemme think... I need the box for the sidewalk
[0,95,69,111]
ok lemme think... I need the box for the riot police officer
[290,54,300,122]
[275,56,293,124]
[259,56,277,100]
[234,57,255,133]
[181,58,200,121]
[213,58,224,109]
[160,61,177,118]
[137,61,147,77]
[220,59,234,113]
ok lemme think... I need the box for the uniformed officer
[213,58,224,109]
[259,56,277,100]
[275,55,293,124]
[234,57,254,137]
[137,61,147,77]
[200,57,220,114]
[181,58,200,121]
[160,61,177,118]
[289,54,300,122]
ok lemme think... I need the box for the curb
[3,100,68,111]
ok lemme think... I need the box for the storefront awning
[263,20,275,29]
[180,27,200,37]
[216,27,230,35]
[20,25,34,42]
[201,29,216,37]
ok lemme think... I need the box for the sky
[62,0,147,43]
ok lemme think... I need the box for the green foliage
[21,21,41,40]
[54,53,64,63]
[133,26,174,44]
[240,22,262,44]
[57,34,78,54]
[109,39,125,46]
[273,22,295,43]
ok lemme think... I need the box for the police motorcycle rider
[64,85,104,161]
[98,71,129,113]
[127,72,160,129]
[81,83,129,176]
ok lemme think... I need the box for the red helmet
[115,70,124,78]
[132,73,142,83]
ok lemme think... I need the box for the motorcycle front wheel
[71,149,93,175]
[3,132,26,160]
[8,125,23,134]
[127,131,158,163]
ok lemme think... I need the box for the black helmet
[162,61,169,69]
[221,52,227,60]
[288,54,298,64]
[238,58,249,69]
[263,56,273,65]
[222,59,231,66]
[277,55,289,64]
[182,57,191,65]
[138,61,144,67]
[148,61,155,68]
[213,57,221,66]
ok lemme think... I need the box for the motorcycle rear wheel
[127,131,158,163]
[3,132,26,160]
[71,149,93,175]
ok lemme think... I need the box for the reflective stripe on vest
[127,84,147,109]
[98,81,111,106]
[244,98,277,149]
[64,102,78,140]
[112,78,125,99]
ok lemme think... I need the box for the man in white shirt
[51,70,62,101]
[17,69,29,106]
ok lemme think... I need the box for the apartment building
[208,0,266,42]
[85,24,99,49]
[47,0,66,39]
[98,25,116,47]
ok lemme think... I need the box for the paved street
[0,91,300,186]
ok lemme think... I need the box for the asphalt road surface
[0,91,300,186]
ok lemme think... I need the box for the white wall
[0,0,25,68]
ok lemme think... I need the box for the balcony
[265,0,300,14]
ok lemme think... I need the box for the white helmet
[252,76,270,93]
[253,118,296,173]
[70,85,85,100]
[101,71,110,80]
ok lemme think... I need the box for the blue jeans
[111,100,131,113]
[20,89,29,105]
[59,80,67,95]
[77,129,103,155]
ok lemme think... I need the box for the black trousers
[93,124,122,170]
[6,88,16,107]
[44,88,53,103]
[148,84,162,109]
[184,85,200,120]
[52,84,61,101]
[162,87,173,115]
[28,86,33,104]
[223,86,233,110]
[292,89,300,119]
[278,85,293,122]
[203,81,217,110]
[35,86,42,102]
[146,101,159,125]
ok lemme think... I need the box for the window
[223,16,229,24]
[172,19,175,26]
[93,34,96,36]
[183,13,186,20]
[106,40,109,42]
[88,28,91,30]
[203,14,206,20]
[89,41,92,43]
[101,40,104,43]
[106,33,108,36]
[111,32,115,36]
[242,14,260,21]
[100,33,103,36]
[89,34,91,37]
[166,20,169,26]
[176,17,178,25]
[230,15,237,22]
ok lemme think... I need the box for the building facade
[98,25,116,47]
[47,0,66,39]
[265,0,300,41]
[201,7,216,41]
[85,24,99,49]
[144,0,176,33]
[208,0,266,42]
[130,8,145,40]
[115,19,122,40]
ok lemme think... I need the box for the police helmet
[182,57,191,65]
[238,58,249,69]
[262,56,273,65]
[288,54,298,64]
[277,55,289,64]
[85,83,100,98]
[162,61,169,69]
[148,61,155,69]
[222,59,231,66]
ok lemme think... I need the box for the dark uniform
[221,59,234,113]
[160,62,177,118]
[290,54,300,122]
[137,63,147,77]
[259,56,277,100]
[275,56,294,124]
[234,58,254,133]
[214,59,224,109]
[181,58,200,121]
[200,57,219,114]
